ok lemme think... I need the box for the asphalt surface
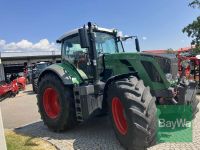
[1,85,200,149]
[0,85,41,128]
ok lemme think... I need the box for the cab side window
[62,35,87,62]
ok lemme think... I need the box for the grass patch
[5,130,56,150]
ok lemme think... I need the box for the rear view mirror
[78,28,90,48]
[135,38,140,52]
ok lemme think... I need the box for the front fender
[102,72,139,109]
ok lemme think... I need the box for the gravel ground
[15,97,200,150]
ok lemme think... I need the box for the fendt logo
[157,105,192,143]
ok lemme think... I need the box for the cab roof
[57,26,115,43]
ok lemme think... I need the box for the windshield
[121,38,136,52]
[95,32,123,54]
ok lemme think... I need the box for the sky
[0,0,199,52]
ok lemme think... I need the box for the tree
[182,0,200,53]
[183,17,200,46]
[189,0,200,8]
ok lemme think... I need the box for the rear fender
[38,64,84,85]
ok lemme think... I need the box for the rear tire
[106,76,157,150]
[37,74,77,131]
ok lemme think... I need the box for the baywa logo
[158,118,192,130]
[157,105,192,143]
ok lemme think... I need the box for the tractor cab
[56,25,136,81]
[58,27,119,79]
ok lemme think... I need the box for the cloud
[0,40,6,46]
[0,39,59,52]
[142,36,147,40]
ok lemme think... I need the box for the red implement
[0,79,19,102]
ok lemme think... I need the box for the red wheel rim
[112,97,128,135]
[43,88,61,119]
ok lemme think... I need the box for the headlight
[166,73,172,81]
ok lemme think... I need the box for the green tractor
[37,22,198,150]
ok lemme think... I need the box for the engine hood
[103,53,170,91]
[140,53,178,79]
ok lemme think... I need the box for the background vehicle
[26,67,33,84]
[17,76,26,90]
[0,79,19,102]
[32,62,50,93]
[37,23,198,150]
[177,47,199,77]
[9,73,26,91]
[177,47,200,93]
[0,63,5,82]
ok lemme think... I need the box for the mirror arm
[121,41,125,52]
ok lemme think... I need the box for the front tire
[106,76,157,150]
[178,80,199,118]
[37,74,77,131]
